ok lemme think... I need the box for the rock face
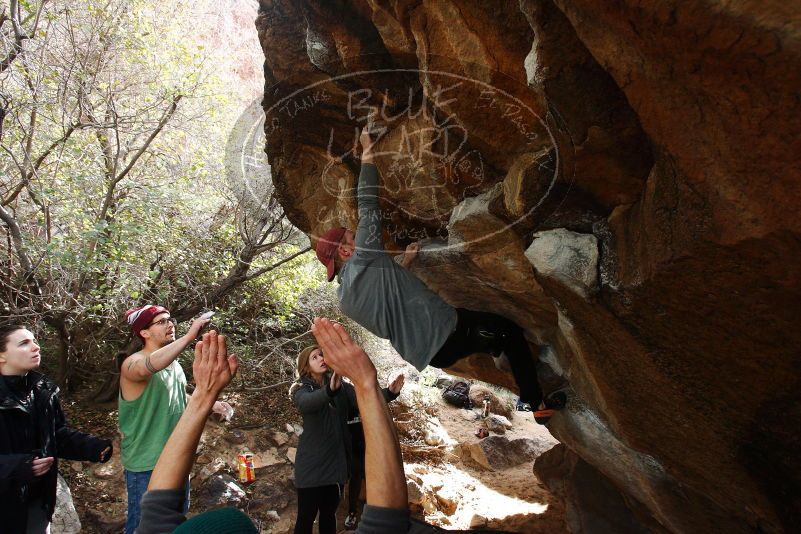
[257,1,801,532]
[534,444,655,534]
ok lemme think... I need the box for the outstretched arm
[122,316,210,382]
[311,317,407,509]
[355,128,384,254]
[147,330,238,491]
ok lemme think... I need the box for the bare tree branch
[2,125,76,206]
[0,202,40,295]
[245,246,311,281]
[112,94,182,186]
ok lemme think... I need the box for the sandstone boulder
[257,1,801,530]
[467,435,550,471]
[267,431,290,448]
[486,413,513,434]
[525,228,599,298]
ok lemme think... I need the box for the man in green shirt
[119,305,231,534]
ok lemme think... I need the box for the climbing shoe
[344,513,358,530]
[533,391,567,425]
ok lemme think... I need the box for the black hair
[0,323,28,352]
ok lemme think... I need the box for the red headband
[124,305,169,337]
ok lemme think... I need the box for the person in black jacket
[0,323,113,534]
[289,344,403,534]
[289,344,351,534]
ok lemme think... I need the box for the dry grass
[390,395,450,464]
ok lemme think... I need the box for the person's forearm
[355,163,383,252]
[147,391,215,491]
[147,334,194,372]
[355,379,407,509]
[357,162,379,209]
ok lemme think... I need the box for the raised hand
[401,242,419,268]
[359,127,375,162]
[388,372,405,394]
[187,314,212,339]
[311,317,377,390]
[193,330,238,398]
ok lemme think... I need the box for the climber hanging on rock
[315,127,566,424]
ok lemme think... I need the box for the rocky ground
[56,374,564,533]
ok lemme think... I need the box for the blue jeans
[124,469,189,534]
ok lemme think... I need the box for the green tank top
[118,360,187,471]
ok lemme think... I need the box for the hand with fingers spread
[311,317,377,390]
[193,330,238,400]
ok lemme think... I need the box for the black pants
[347,426,366,515]
[430,308,543,406]
[294,485,340,534]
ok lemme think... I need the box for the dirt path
[394,383,567,533]
[59,377,565,533]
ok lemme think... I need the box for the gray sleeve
[293,386,333,414]
[135,489,186,534]
[355,163,384,255]
[355,504,411,534]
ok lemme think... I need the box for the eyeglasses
[148,317,177,328]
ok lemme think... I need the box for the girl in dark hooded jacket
[0,324,113,534]
[289,344,352,534]
[289,344,404,533]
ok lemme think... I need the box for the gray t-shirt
[337,164,458,370]
[356,505,411,533]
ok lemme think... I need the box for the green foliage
[0,0,323,383]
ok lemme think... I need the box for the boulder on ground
[486,414,512,434]
[196,473,246,508]
[267,431,290,447]
[468,384,512,419]
[467,435,549,470]
[193,457,227,488]
[51,475,81,534]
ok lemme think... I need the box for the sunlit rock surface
[257,1,801,531]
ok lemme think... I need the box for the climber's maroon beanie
[316,227,347,282]
[124,305,169,338]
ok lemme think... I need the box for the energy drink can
[237,453,255,484]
